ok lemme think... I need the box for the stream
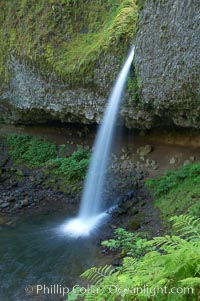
[0,211,107,301]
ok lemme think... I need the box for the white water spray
[60,47,135,237]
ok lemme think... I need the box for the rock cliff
[0,0,199,129]
[133,0,200,129]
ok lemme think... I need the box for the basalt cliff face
[0,0,199,129]
[133,0,200,129]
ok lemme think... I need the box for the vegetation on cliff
[0,0,138,85]
[146,162,200,220]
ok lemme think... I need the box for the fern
[82,265,115,285]
[122,257,138,276]
[67,215,200,301]
[145,235,188,252]
[179,277,200,291]
[170,215,200,240]
[102,228,152,257]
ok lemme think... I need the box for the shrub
[102,227,153,257]
[48,147,90,182]
[6,134,57,168]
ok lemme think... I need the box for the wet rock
[5,220,16,227]
[112,258,122,267]
[116,207,128,215]
[170,157,178,165]
[13,203,22,210]
[21,198,29,207]
[77,131,83,137]
[145,159,159,170]
[137,145,152,160]
[1,202,9,208]
[137,171,145,180]
[139,130,147,137]
[122,200,133,210]
[120,160,131,170]
[111,153,118,161]
[127,213,145,231]
[121,147,126,153]
[183,160,191,166]
[120,154,126,160]
[7,196,16,203]
[125,190,136,200]
[131,207,139,215]
[0,216,6,225]
[140,201,147,207]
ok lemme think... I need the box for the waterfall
[59,47,135,237]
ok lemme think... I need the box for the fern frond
[170,215,200,239]
[179,277,200,287]
[81,265,114,285]
[84,295,98,301]
[145,235,187,250]
[122,257,137,275]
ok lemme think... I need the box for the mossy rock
[0,0,138,86]
[127,212,145,231]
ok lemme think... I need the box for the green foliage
[67,215,200,301]
[102,227,153,257]
[5,134,90,192]
[58,144,69,157]
[108,0,138,44]
[170,215,200,240]
[146,162,200,197]
[0,0,138,85]
[82,265,115,285]
[146,162,200,219]
[48,147,90,182]
[5,134,90,176]
[127,74,142,104]
[6,134,57,168]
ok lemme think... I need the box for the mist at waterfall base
[59,47,135,238]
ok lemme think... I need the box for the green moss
[146,162,200,220]
[135,0,145,10]
[0,0,138,85]
[127,73,141,103]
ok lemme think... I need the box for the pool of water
[0,212,106,301]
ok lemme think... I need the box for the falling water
[59,47,135,237]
